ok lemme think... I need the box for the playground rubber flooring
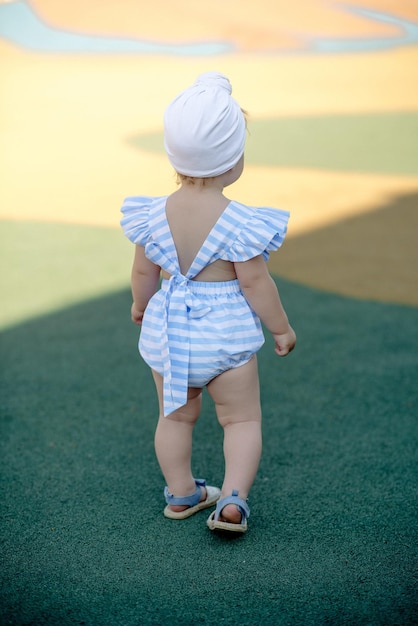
[1,2,417,624]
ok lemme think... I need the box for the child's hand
[273,325,296,356]
[131,303,144,325]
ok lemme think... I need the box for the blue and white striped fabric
[121,196,289,416]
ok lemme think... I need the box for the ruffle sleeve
[120,196,155,246]
[222,204,290,262]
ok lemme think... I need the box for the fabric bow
[161,274,211,415]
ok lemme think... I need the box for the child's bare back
[163,174,240,282]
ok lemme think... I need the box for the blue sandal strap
[214,489,250,521]
[164,478,206,507]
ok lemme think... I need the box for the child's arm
[130,245,161,325]
[234,255,296,356]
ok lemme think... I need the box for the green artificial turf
[1,222,417,625]
[129,111,418,176]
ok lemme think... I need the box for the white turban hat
[163,72,246,178]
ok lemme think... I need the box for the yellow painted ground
[1,1,417,304]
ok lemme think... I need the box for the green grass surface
[129,111,418,175]
[1,223,417,624]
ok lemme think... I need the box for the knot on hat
[194,71,232,95]
[163,72,246,178]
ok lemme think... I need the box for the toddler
[121,72,296,533]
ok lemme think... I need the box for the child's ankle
[169,486,207,512]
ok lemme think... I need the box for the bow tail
[162,330,190,417]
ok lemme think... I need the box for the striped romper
[121,196,289,416]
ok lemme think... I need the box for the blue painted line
[0,1,417,55]
[0,1,233,55]
[309,6,418,53]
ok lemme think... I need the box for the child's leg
[152,371,204,512]
[207,356,262,523]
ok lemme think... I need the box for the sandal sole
[206,511,248,533]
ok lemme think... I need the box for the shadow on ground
[1,277,417,625]
[273,190,418,306]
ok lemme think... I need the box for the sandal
[206,489,250,533]
[164,478,221,519]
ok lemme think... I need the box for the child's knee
[218,411,261,430]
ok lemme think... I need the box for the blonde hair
[175,172,213,186]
